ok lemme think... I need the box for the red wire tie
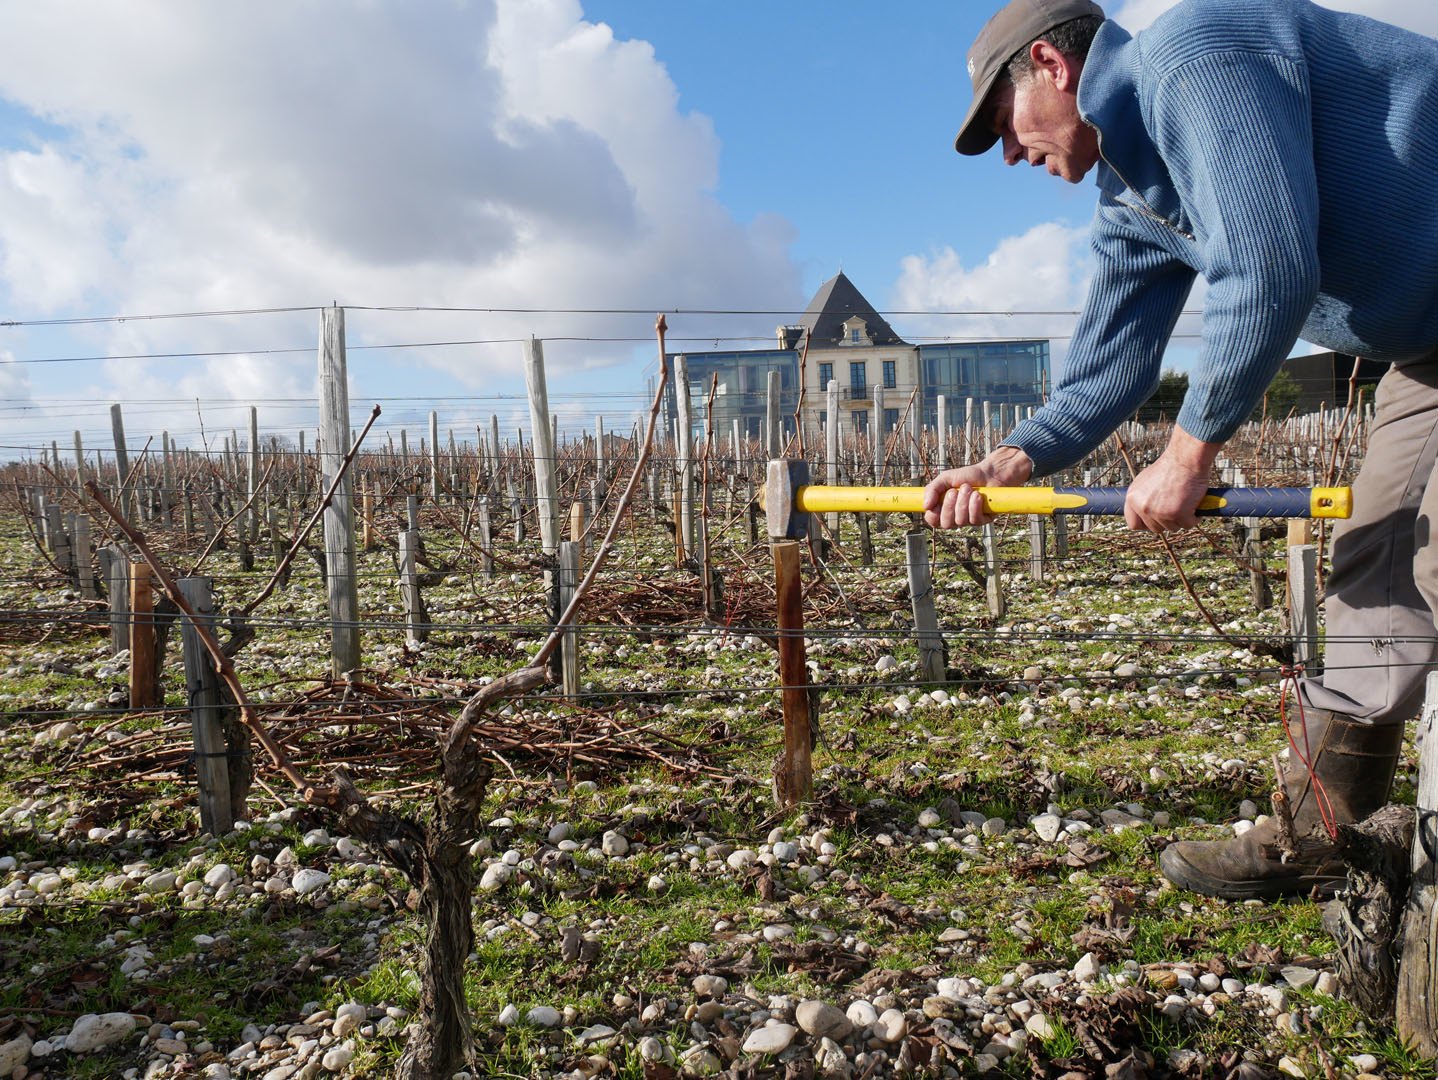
[1278,663,1339,842]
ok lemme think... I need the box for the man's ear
[1029,39,1081,92]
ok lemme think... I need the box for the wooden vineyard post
[765,370,782,459]
[523,336,560,556]
[1287,541,1318,671]
[746,481,759,547]
[110,402,132,518]
[177,577,235,836]
[73,515,97,600]
[160,430,175,524]
[362,483,375,552]
[872,384,886,485]
[106,549,131,655]
[1052,510,1069,558]
[128,560,158,709]
[675,354,695,560]
[1398,670,1438,1054]
[825,379,841,541]
[1028,515,1047,582]
[45,504,73,580]
[983,523,1006,619]
[671,484,686,566]
[1246,521,1272,610]
[266,502,288,587]
[906,530,947,684]
[856,512,874,567]
[771,539,812,808]
[429,410,440,502]
[507,477,525,543]
[318,305,362,678]
[247,406,260,552]
[558,540,581,699]
[398,529,429,646]
[569,501,586,561]
[477,496,495,578]
[72,429,87,493]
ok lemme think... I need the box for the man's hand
[923,445,1034,529]
[1124,426,1223,532]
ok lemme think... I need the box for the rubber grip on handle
[1042,486,1349,519]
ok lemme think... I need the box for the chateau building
[667,271,1050,445]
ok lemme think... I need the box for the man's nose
[1001,133,1022,166]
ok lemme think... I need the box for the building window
[850,328,862,344]
[853,410,869,434]
[884,408,900,432]
[818,362,833,388]
[849,361,866,393]
[882,360,896,389]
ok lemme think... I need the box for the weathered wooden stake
[318,306,362,677]
[1246,522,1272,610]
[1287,544,1318,670]
[106,550,131,655]
[856,512,874,566]
[569,501,586,560]
[983,523,1006,619]
[906,531,946,684]
[558,540,581,699]
[523,336,560,555]
[1052,511,1069,558]
[1028,516,1047,582]
[177,577,235,835]
[73,515,97,600]
[674,354,696,558]
[429,410,441,501]
[825,379,841,539]
[110,402,131,516]
[129,561,159,708]
[399,529,429,646]
[1397,670,1438,1054]
[766,369,782,458]
[771,540,812,807]
[46,505,73,580]
[476,496,494,578]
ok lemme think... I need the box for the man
[924,0,1438,900]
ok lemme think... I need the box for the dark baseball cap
[954,0,1105,155]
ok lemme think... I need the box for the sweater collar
[1077,19,1187,229]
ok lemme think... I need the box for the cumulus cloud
[0,0,803,449]
[890,222,1094,358]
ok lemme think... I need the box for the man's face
[985,66,1099,184]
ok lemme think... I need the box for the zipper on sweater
[1092,124,1196,242]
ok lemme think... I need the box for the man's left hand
[1124,426,1223,532]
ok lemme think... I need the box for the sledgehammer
[761,459,1351,540]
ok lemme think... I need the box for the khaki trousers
[1301,358,1438,726]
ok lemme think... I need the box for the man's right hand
[923,446,1035,529]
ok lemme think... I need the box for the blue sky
[0,0,1432,460]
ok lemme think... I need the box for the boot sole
[1158,845,1343,901]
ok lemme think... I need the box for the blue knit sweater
[1005,0,1438,476]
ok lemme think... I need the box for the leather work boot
[1159,711,1403,900]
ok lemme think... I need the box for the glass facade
[667,349,798,441]
[917,341,1049,429]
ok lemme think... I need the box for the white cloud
[0,0,803,450]
[0,352,30,403]
[890,222,1094,357]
